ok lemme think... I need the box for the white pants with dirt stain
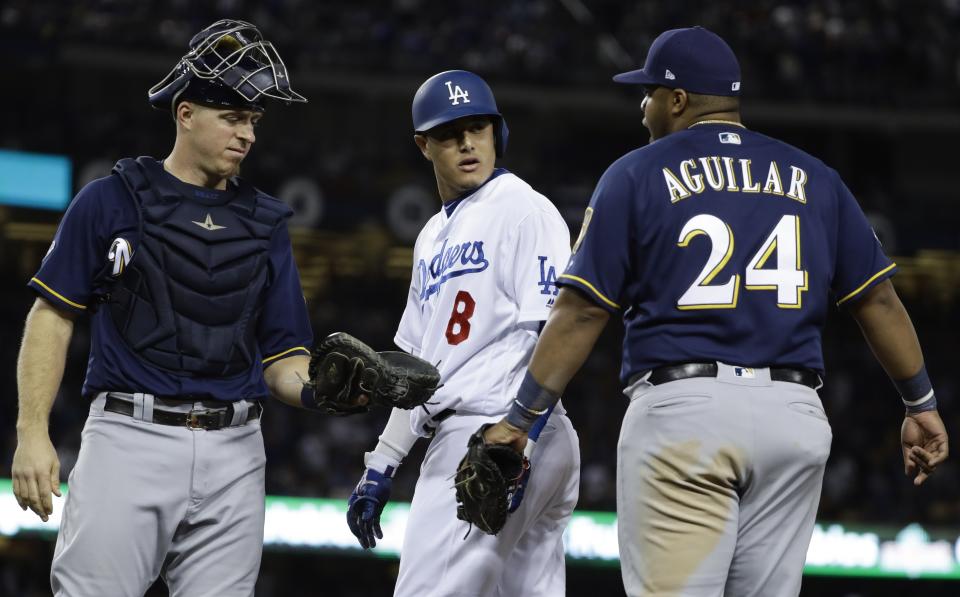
[618,363,832,597]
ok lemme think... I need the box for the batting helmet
[148,19,306,114]
[412,70,509,157]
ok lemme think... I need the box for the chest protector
[109,157,288,377]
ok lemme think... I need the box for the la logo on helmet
[445,81,470,105]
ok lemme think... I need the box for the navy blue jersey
[29,164,313,401]
[559,121,895,384]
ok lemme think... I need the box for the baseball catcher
[305,332,441,415]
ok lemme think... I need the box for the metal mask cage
[150,19,306,105]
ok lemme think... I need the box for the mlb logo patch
[734,367,756,379]
[719,132,741,145]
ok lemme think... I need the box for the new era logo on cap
[664,69,676,80]
[732,82,741,91]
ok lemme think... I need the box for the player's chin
[220,155,246,175]
[224,149,248,164]
[453,166,491,190]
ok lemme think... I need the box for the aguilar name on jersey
[559,123,896,384]
[395,169,571,435]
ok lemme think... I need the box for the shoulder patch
[108,237,133,276]
[572,207,594,254]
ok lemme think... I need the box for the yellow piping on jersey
[262,346,311,364]
[30,277,87,310]
[837,263,897,305]
[558,274,621,309]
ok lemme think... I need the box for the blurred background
[1,0,958,595]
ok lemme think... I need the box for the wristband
[364,451,399,478]
[505,371,560,431]
[895,367,937,413]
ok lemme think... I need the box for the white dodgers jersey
[395,171,571,436]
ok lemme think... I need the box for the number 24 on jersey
[677,214,808,310]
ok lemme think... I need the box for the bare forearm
[848,280,924,379]
[528,287,611,394]
[17,299,75,433]
[263,355,311,407]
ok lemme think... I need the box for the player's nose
[238,123,256,144]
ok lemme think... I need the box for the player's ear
[175,101,195,130]
[414,134,432,161]
[671,89,689,116]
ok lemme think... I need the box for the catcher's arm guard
[454,423,528,535]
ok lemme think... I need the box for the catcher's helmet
[148,19,306,114]
[412,70,509,157]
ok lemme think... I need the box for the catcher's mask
[148,19,307,116]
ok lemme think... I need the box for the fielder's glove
[305,332,441,415]
[346,452,397,549]
[454,424,529,535]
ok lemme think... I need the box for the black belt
[645,363,821,390]
[104,396,262,430]
[421,408,457,437]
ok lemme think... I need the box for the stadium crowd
[1,0,959,105]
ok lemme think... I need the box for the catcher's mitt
[454,424,528,535]
[377,351,442,409]
[305,333,440,415]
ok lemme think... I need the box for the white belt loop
[91,392,108,416]
[132,392,145,421]
[623,371,654,401]
[142,393,155,423]
[230,400,249,426]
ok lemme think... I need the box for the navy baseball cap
[613,26,741,96]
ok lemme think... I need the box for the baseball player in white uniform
[344,70,580,597]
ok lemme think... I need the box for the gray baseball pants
[618,363,832,597]
[51,393,267,597]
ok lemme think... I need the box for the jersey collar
[687,119,747,130]
[159,160,237,206]
[443,168,509,218]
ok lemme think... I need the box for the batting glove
[507,405,553,513]
[507,459,532,513]
[346,452,398,549]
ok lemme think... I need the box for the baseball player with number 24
[482,26,949,597]
[345,70,581,597]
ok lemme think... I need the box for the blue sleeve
[830,172,897,306]
[258,223,313,366]
[28,176,135,314]
[557,161,635,312]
